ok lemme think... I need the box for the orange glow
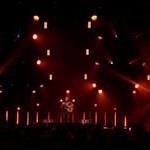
[32,90,36,94]
[33,15,40,21]
[97,35,103,40]
[36,112,39,123]
[110,61,114,64]
[36,59,41,65]
[6,110,8,122]
[124,115,127,129]
[66,90,70,94]
[147,74,150,81]
[98,89,103,94]
[44,21,48,29]
[32,34,38,40]
[92,83,97,88]
[87,21,91,28]
[91,15,98,21]
[135,84,139,89]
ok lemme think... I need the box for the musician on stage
[61,96,74,123]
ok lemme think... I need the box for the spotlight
[132,90,136,94]
[97,35,103,40]
[40,84,44,88]
[95,62,100,66]
[36,59,41,65]
[32,90,36,94]
[17,107,21,111]
[92,83,97,88]
[98,89,103,94]
[36,103,40,107]
[32,34,38,40]
[91,15,98,21]
[66,90,70,94]
[135,84,139,89]
[33,15,40,21]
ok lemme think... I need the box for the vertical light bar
[16,111,19,125]
[49,74,53,80]
[94,111,98,125]
[114,107,117,127]
[47,49,51,56]
[87,21,91,29]
[147,74,150,81]
[36,111,39,124]
[84,73,88,80]
[104,112,107,127]
[86,48,89,55]
[6,110,8,122]
[48,112,50,123]
[124,115,127,129]
[82,112,86,124]
[44,21,48,29]
[27,112,30,126]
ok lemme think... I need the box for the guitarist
[61,97,74,123]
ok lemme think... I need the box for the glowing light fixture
[32,34,38,40]
[44,21,48,29]
[66,90,70,94]
[36,103,40,107]
[92,83,97,88]
[32,90,36,94]
[86,49,89,55]
[147,74,150,81]
[97,35,103,40]
[132,90,136,94]
[84,74,87,80]
[98,89,103,94]
[36,59,41,65]
[135,84,139,89]
[87,21,91,28]
[49,74,53,80]
[91,15,98,21]
[47,49,50,56]
[33,15,40,21]
[40,84,44,88]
